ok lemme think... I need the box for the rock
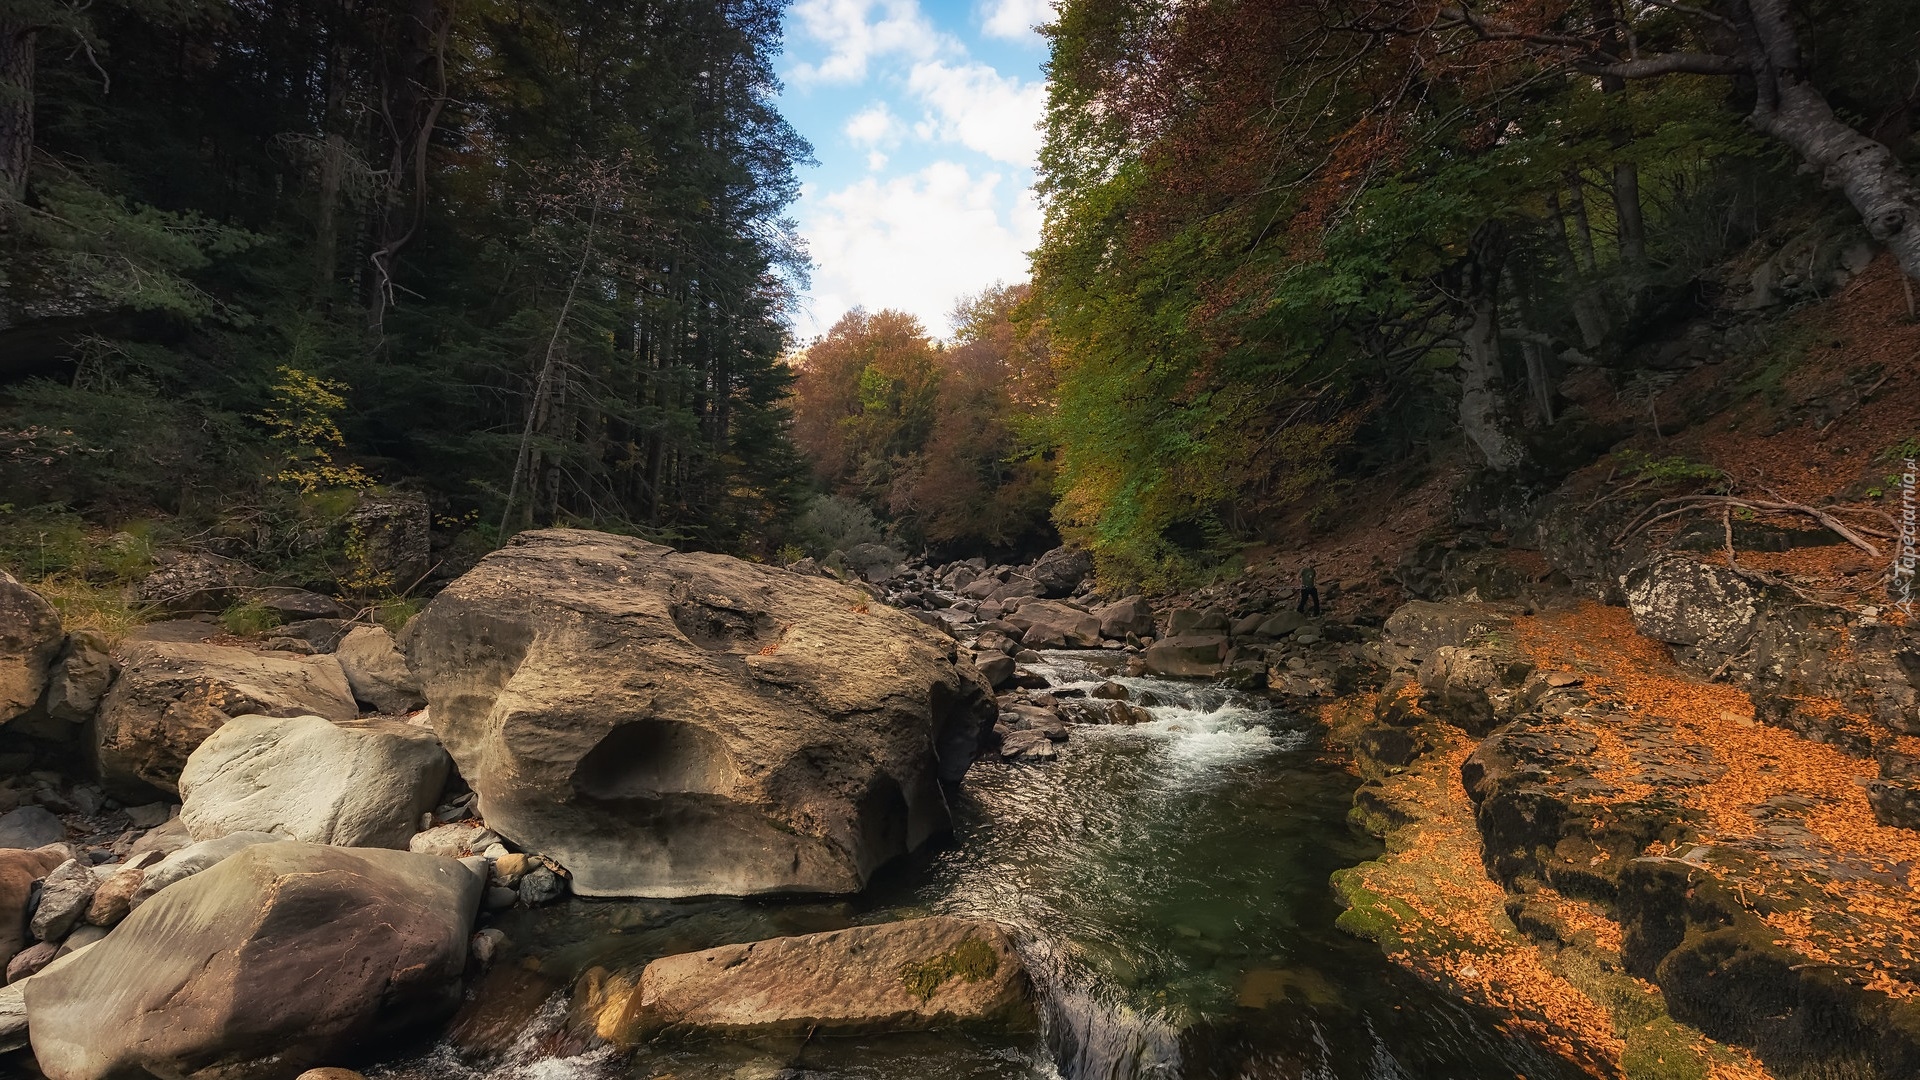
[518,865,564,905]
[0,848,66,967]
[0,807,65,850]
[333,626,426,714]
[180,715,450,849]
[1620,555,1760,662]
[83,864,144,927]
[275,619,351,652]
[1143,635,1229,678]
[124,802,172,829]
[127,816,192,859]
[7,942,56,983]
[469,928,507,970]
[1867,780,1920,830]
[39,631,115,727]
[483,886,517,911]
[125,619,222,644]
[131,551,256,614]
[1255,611,1309,638]
[974,653,1015,689]
[53,924,104,958]
[94,641,358,799]
[295,1071,368,1080]
[408,822,501,858]
[0,571,62,725]
[999,729,1057,762]
[25,842,479,1080]
[1008,601,1102,649]
[1090,680,1130,701]
[30,860,97,943]
[489,852,530,887]
[1093,595,1155,640]
[345,492,432,592]
[132,832,286,907]
[0,982,26,1051]
[407,529,996,898]
[843,543,905,584]
[1026,548,1093,599]
[601,916,1031,1043]
[254,588,346,622]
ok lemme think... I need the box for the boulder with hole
[406,529,997,898]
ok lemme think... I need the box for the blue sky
[775,0,1053,340]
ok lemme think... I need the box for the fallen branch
[1815,371,1893,441]
[1613,494,1882,557]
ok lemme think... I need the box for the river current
[372,650,1588,1080]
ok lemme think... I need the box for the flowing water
[373,651,1589,1080]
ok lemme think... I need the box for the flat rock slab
[606,916,1033,1042]
[26,842,479,1080]
[94,641,358,799]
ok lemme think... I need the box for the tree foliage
[1032,0,1916,585]
[788,287,1057,558]
[0,0,812,556]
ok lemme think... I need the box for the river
[371,650,1589,1080]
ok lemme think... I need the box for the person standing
[1296,564,1320,616]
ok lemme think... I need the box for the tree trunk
[1547,192,1610,348]
[1751,79,1920,283]
[1457,227,1523,471]
[1613,162,1646,265]
[0,19,36,216]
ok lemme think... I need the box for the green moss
[899,938,1000,1001]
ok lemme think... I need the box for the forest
[1,0,1918,603]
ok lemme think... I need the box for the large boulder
[40,631,114,726]
[131,552,256,614]
[345,492,431,591]
[332,626,426,714]
[25,842,479,1080]
[180,715,450,849]
[1143,635,1229,678]
[1620,555,1761,665]
[0,807,64,850]
[1093,595,1155,639]
[591,916,1032,1043]
[1007,600,1102,649]
[1025,547,1093,599]
[94,642,358,800]
[0,847,68,969]
[407,529,996,898]
[0,572,62,725]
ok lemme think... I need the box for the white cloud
[906,60,1046,167]
[982,0,1053,41]
[866,150,890,171]
[794,162,1040,338]
[788,0,951,84]
[844,102,904,146]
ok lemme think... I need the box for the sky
[775,0,1054,341]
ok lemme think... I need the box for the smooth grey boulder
[0,807,65,850]
[333,626,426,714]
[0,571,62,726]
[25,842,479,1080]
[180,715,450,849]
[130,831,286,908]
[94,641,358,799]
[1143,635,1229,677]
[407,528,996,898]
